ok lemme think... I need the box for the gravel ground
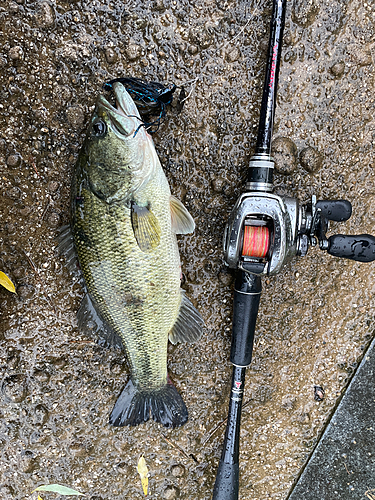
[0,0,374,499]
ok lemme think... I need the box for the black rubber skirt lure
[103,77,177,133]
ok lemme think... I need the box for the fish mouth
[97,82,142,136]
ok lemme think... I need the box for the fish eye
[92,120,107,137]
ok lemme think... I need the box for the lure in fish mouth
[96,82,142,137]
[59,81,204,428]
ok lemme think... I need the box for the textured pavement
[288,336,375,500]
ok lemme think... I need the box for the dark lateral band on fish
[59,80,204,428]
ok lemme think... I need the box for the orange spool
[242,225,270,258]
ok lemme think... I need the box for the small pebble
[227,47,240,63]
[154,0,166,11]
[283,31,293,46]
[125,42,141,61]
[2,374,28,403]
[297,411,310,424]
[211,177,226,193]
[330,61,345,78]
[188,45,198,55]
[292,0,319,27]
[7,350,21,370]
[272,137,298,174]
[35,1,55,28]
[171,464,185,478]
[55,85,72,105]
[47,180,59,192]
[7,154,21,167]
[66,105,85,129]
[19,206,32,216]
[33,404,49,425]
[314,385,325,401]
[355,50,372,67]
[6,223,16,234]
[299,146,323,173]
[105,47,117,64]
[8,45,23,61]
[163,485,180,500]
[47,212,60,227]
[281,395,296,410]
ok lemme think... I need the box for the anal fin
[169,291,204,344]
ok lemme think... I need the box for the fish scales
[73,167,181,388]
[63,82,204,428]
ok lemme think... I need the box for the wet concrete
[0,0,374,499]
[288,334,375,500]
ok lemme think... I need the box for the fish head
[83,82,158,203]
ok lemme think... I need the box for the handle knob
[328,234,375,262]
[316,200,352,222]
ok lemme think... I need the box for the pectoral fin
[131,201,161,252]
[170,195,195,234]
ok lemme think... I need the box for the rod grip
[328,234,375,262]
[212,461,239,500]
[230,272,262,366]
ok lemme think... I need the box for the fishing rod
[212,0,375,498]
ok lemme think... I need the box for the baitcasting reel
[223,154,375,275]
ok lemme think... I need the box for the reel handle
[328,234,375,262]
[316,199,352,222]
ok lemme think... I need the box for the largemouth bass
[59,82,203,428]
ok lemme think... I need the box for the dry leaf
[137,455,149,496]
[0,271,16,293]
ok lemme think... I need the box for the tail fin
[109,378,188,428]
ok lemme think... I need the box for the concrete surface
[288,335,375,500]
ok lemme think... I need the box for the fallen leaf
[32,484,84,496]
[0,271,16,293]
[137,455,149,496]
